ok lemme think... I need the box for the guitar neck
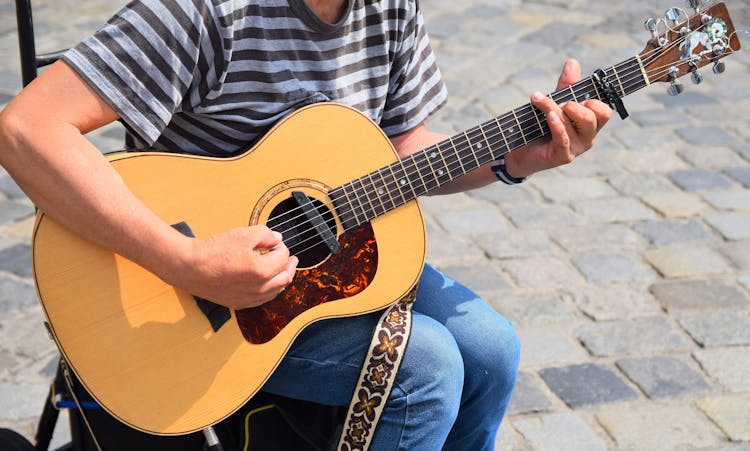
[331,56,649,230]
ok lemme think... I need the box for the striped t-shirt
[63,0,448,156]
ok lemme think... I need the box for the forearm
[0,109,188,282]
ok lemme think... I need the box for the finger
[556,59,581,90]
[531,92,563,117]
[546,111,573,163]
[252,226,284,251]
[582,99,613,132]
[561,102,597,147]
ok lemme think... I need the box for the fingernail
[273,231,283,241]
[532,92,544,102]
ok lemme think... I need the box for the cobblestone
[650,278,750,311]
[597,404,726,451]
[644,245,734,278]
[571,197,658,223]
[724,167,750,187]
[539,363,637,408]
[677,311,750,347]
[668,169,734,192]
[570,285,661,321]
[506,372,555,416]
[640,191,710,218]
[572,253,656,284]
[511,413,607,451]
[632,218,717,245]
[693,347,750,392]
[550,224,645,253]
[488,292,577,327]
[615,356,713,399]
[516,327,589,367]
[702,190,750,211]
[705,213,750,240]
[697,394,750,442]
[577,316,692,357]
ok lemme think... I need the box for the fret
[397,160,418,200]
[464,131,481,168]
[355,178,376,220]
[477,123,495,160]
[511,109,527,145]
[610,65,626,97]
[568,85,578,102]
[494,117,511,153]
[407,154,429,196]
[387,162,407,206]
[330,188,356,230]
[376,167,397,212]
[531,105,546,137]
[342,183,364,226]
[448,137,466,175]
[349,182,370,224]
[366,173,387,215]
[422,147,445,189]
[590,76,603,102]
[435,142,454,182]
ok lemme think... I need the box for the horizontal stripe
[65,0,446,155]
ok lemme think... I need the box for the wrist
[503,152,534,180]
[491,155,527,185]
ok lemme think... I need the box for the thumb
[556,59,581,90]
[252,227,284,251]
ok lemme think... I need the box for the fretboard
[330,56,649,231]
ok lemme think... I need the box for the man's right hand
[165,225,298,310]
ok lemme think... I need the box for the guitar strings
[264,20,733,256]
[266,23,692,237]
[271,49,705,255]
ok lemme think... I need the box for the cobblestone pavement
[1,0,749,449]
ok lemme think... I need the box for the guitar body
[32,103,426,435]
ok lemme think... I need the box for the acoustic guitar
[31,2,741,435]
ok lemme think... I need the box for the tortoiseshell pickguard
[235,224,378,344]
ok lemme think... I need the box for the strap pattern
[337,287,417,451]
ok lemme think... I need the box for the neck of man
[304,0,348,24]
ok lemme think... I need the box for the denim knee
[386,315,465,439]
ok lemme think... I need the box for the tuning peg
[687,0,701,14]
[713,61,726,74]
[691,70,703,85]
[668,80,686,96]
[645,18,659,40]
[665,7,682,26]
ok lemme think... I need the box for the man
[0,0,610,449]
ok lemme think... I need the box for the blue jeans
[263,264,520,450]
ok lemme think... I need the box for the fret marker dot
[438,169,445,176]
[585,93,591,100]
[430,152,437,158]
[400,179,406,186]
[509,127,515,133]
[378,188,384,195]
[476,143,483,149]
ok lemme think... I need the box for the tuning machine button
[713,61,726,74]
[645,18,659,40]
[665,7,683,26]
[691,71,703,85]
[686,0,702,14]
[667,66,685,96]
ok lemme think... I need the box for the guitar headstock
[640,1,742,95]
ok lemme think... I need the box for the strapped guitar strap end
[337,287,417,451]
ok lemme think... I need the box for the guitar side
[31,103,427,435]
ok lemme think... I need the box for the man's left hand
[504,59,612,179]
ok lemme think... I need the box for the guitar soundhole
[267,196,336,268]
